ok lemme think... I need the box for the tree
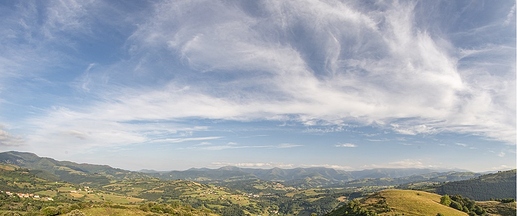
[450,201,463,211]
[40,206,59,216]
[440,195,451,206]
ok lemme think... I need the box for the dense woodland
[440,194,487,215]
[437,170,516,201]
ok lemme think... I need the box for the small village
[1,190,53,201]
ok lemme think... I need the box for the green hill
[371,190,468,216]
[0,165,221,215]
[328,189,468,216]
[0,151,150,186]
[436,169,516,200]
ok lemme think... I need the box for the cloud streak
[335,143,357,148]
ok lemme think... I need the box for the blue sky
[0,0,515,172]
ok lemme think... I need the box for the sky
[0,0,515,172]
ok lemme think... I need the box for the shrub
[41,206,60,216]
[66,210,86,216]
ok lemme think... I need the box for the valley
[0,151,514,216]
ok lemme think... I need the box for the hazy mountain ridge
[147,165,480,188]
[0,151,150,186]
[0,151,484,188]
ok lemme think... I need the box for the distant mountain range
[144,165,481,188]
[0,151,486,188]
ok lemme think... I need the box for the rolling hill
[328,189,468,216]
[0,151,150,186]
[436,169,516,200]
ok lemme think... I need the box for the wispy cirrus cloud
[92,0,513,144]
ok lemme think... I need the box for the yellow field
[80,207,152,216]
[80,207,219,216]
[82,193,144,204]
[0,164,17,171]
[373,189,468,216]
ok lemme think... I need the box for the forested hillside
[437,169,516,200]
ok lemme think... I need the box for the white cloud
[0,126,24,147]
[491,164,515,171]
[497,152,506,157]
[123,0,515,143]
[186,142,301,151]
[42,0,96,38]
[211,161,351,170]
[503,4,516,26]
[300,164,353,170]
[456,143,468,147]
[335,143,357,148]
[212,162,295,169]
[390,123,437,135]
[10,0,516,156]
[364,159,436,169]
[150,136,221,144]
[277,143,303,148]
[197,142,211,146]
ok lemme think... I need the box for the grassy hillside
[328,189,468,216]
[370,190,467,216]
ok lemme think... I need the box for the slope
[436,169,516,200]
[371,190,467,216]
[0,151,150,186]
